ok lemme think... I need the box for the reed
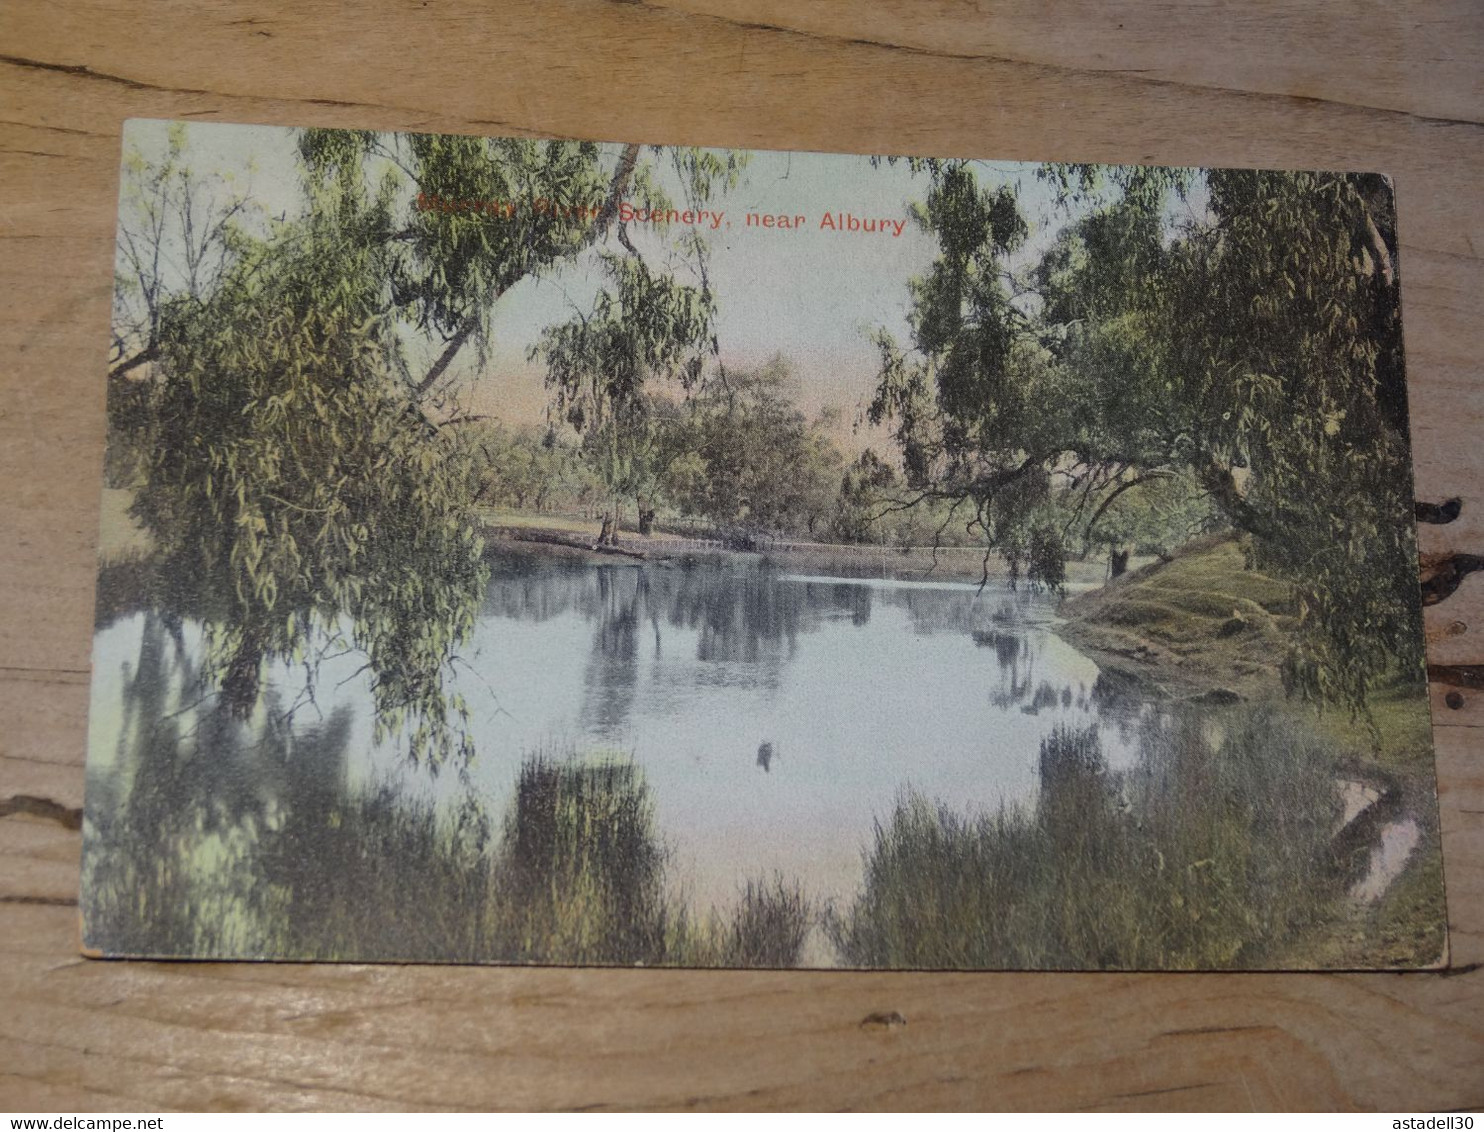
[85,744,813,967]
[829,706,1345,970]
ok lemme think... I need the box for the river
[86,552,1150,918]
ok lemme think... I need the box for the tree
[830,451,899,545]
[107,124,254,487]
[111,125,254,382]
[471,424,597,515]
[112,127,745,763]
[535,254,717,543]
[532,148,747,543]
[131,146,487,767]
[872,160,1422,712]
[1055,469,1219,576]
[576,392,696,537]
[665,359,846,542]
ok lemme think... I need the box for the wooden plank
[0,0,1480,1111]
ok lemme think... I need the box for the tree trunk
[638,506,655,537]
[1198,460,1276,542]
[414,317,478,398]
[222,635,264,719]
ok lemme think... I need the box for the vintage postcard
[83,119,1446,969]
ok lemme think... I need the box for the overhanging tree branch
[409,143,645,400]
[1197,460,1277,542]
[1082,468,1177,547]
[109,342,159,382]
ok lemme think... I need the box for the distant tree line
[468,356,1044,550]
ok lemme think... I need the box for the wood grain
[1,0,1480,1112]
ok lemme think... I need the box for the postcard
[82,119,1446,969]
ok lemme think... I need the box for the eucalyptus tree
[107,124,254,486]
[664,359,846,542]
[471,424,599,515]
[532,150,746,543]
[871,160,1420,712]
[535,253,717,543]
[111,127,744,764]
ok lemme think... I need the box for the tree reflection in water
[84,554,1135,966]
[82,610,813,965]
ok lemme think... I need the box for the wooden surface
[2,0,1482,1112]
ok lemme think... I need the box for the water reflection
[554,561,1133,911]
[756,741,775,773]
[84,611,358,956]
[86,555,1145,946]
[80,553,1436,968]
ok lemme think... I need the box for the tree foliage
[873,160,1423,713]
[131,146,486,766]
[112,128,746,763]
[530,149,747,541]
[471,424,601,515]
[666,359,844,540]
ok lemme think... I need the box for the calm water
[87,553,1144,912]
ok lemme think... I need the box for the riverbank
[1053,533,1436,764]
[1053,532,1297,703]
[94,492,1446,968]
[479,508,1122,585]
[1053,531,1446,968]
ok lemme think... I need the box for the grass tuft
[829,705,1347,970]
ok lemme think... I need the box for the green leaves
[134,160,488,767]
[537,252,717,454]
[877,162,1422,715]
[666,358,845,539]
[117,130,751,764]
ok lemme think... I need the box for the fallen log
[591,542,649,561]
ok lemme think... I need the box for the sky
[117,119,1203,450]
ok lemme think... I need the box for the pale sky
[118,119,1203,448]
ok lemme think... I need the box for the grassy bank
[1055,533,1299,702]
[1055,534,1435,762]
[1049,532,1446,967]
[829,709,1351,970]
[481,506,1119,585]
